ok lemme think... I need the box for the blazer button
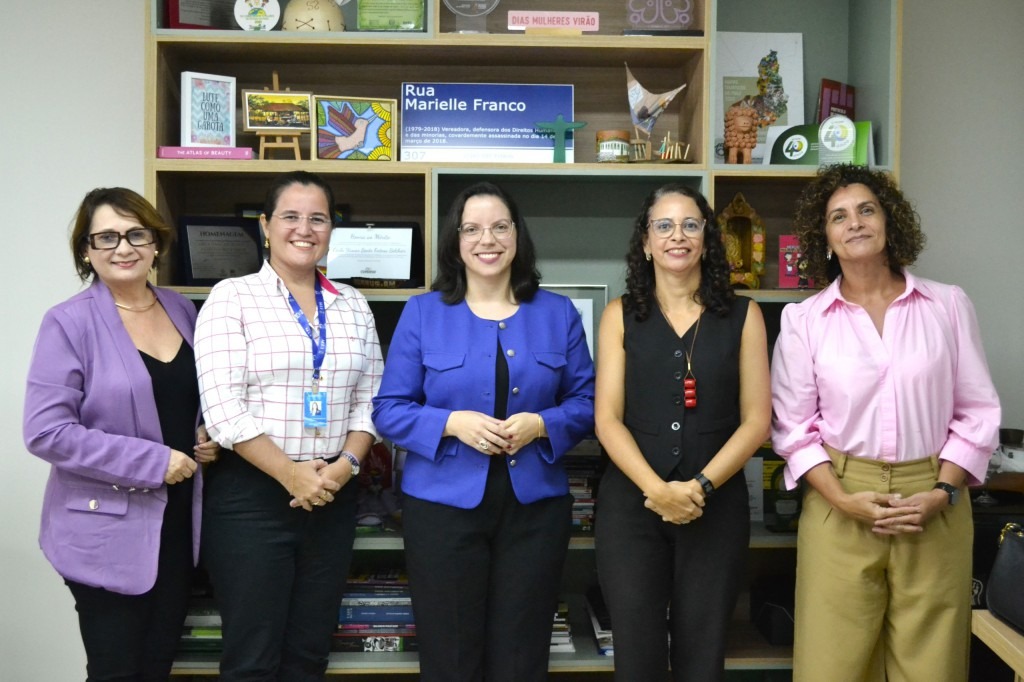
[509,458,517,467]
[671,422,681,431]
[506,349,515,357]
[88,499,99,511]
[671,447,680,456]
[673,395,682,405]
[674,349,683,358]
[499,322,507,330]
[673,371,682,380]
[511,387,520,394]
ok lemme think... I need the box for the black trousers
[201,452,358,682]
[65,482,194,682]
[594,465,749,682]
[401,457,573,682]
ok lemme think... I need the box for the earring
[826,247,832,260]
[154,250,159,257]
[701,250,707,261]
[645,252,652,262]
[264,237,270,249]
[83,256,90,264]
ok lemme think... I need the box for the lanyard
[286,277,327,388]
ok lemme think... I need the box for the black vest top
[622,297,748,481]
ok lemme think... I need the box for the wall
[0,1,1019,678]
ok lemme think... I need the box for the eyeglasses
[458,221,515,242]
[86,228,156,250]
[648,218,706,238]
[272,213,332,231]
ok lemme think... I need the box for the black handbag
[986,522,1024,633]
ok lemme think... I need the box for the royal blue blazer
[372,289,595,508]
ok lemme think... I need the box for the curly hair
[624,184,735,321]
[432,181,540,305]
[793,164,925,283]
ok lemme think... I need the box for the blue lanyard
[286,278,327,386]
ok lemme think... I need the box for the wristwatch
[341,451,361,476]
[695,472,716,498]
[933,481,959,506]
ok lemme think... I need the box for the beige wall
[0,1,1020,678]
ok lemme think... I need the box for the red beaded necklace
[683,310,703,408]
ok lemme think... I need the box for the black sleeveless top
[622,298,748,481]
[140,342,199,509]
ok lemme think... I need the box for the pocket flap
[533,351,567,370]
[423,352,466,372]
[65,487,129,516]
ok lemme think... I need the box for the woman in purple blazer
[372,182,595,682]
[23,187,218,681]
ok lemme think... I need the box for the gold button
[88,499,99,510]
[881,463,891,471]
[880,474,889,482]
[506,349,515,357]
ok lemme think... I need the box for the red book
[157,146,253,159]
[817,79,856,123]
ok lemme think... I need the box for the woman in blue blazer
[373,182,595,682]
[23,187,218,680]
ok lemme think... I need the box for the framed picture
[539,284,609,360]
[179,216,263,286]
[180,71,236,147]
[241,90,312,133]
[165,0,233,29]
[325,222,425,289]
[312,96,397,161]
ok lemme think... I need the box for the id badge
[303,391,328,429]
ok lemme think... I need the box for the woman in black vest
[594,184,771,681]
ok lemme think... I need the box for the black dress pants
[595,465,749,682]
[401,457,573,682]
[65,482,194,682]
[201,452,358,682]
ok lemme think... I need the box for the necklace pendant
[683,377,697,408]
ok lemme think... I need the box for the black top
[140,341,199,504]
[622,298,749,480]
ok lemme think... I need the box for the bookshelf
[148,0,900,675]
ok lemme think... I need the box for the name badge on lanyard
[288,278,328,430]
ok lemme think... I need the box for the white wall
[0,2,144,679]
[0,1,1020,678]
[901,0,1024,429]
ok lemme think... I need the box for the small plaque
[179,217,263,286]
[358,0,425,31]
[626,0,694,32]
[326,222,425,289]
[234,0,281,31]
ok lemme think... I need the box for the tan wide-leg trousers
[792,449,973,682]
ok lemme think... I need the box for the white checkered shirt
[196,262,381,459]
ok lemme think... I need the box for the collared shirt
[771,271,1000,489]
[196,261,382,459]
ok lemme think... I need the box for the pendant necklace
[114,297,158,312]
[683,309,702,408]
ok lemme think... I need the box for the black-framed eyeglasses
[86,228,157,250]
[648,218,706,238]
[458,221,515,242]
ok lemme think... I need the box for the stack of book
[335,569,416,653]
[565,454,601,533]
[550,601,576,654]
[585,585,614,656]
[178,598,223,653]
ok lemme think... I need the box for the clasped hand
[288,459,344,512]
[164,425,220,485]
[644,480,705,525]
[448,410,543,456]
[839,489,948,535]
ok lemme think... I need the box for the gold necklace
[114,298,158,312]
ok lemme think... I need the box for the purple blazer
[23,280,202,595]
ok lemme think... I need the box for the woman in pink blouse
[771,164,1000,682]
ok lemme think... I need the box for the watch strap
[695,472,716,498]
[341,450,361,475]
[933,481,958,506]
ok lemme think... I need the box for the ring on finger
[478,439,489,451]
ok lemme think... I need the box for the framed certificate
[179,216,263,286]
[325,222,424,289]
[539,284,608,360]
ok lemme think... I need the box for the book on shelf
[816,78,856,124]
[549,600,576,654]
[158,146,253,159]
[585,586,614,656]
[339,604,416,624]
[183,606,222,628]
[180,71,236,147]
[338,623,417,634]
[332,633,419,653]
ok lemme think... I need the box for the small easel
[257,71,303,160]
[630,126,652,162]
